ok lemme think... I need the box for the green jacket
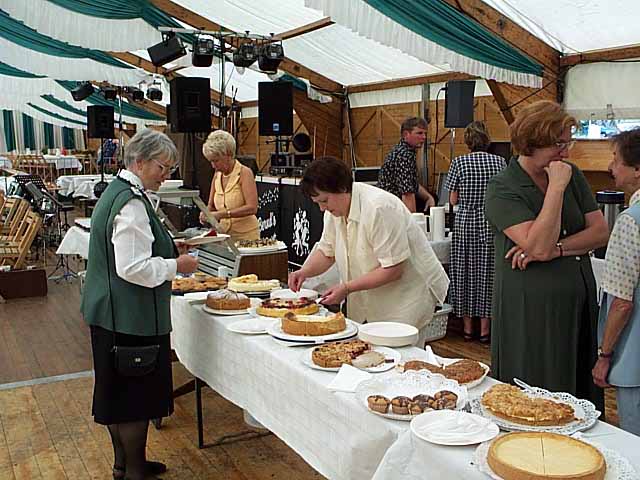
[81,177,176,336]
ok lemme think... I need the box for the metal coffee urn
[595,190,625,258]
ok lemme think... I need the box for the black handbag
[104,185,161,377]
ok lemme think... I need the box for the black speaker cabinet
[258,82,293,136]
[444,81,475,128]
[87,105,114,139]
[169,77,211,133]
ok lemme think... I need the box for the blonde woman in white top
[289,157,449,342]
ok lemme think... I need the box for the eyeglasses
[554,140,576,151]
[152,158,178,175]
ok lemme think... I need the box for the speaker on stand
[87,105,115,199]
[258,82,294,175]
[444,80,476,173]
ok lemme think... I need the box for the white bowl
[269,288,319,300]
[358,322,419,347]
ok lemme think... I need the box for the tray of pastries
[235,238,287,253]
[227,274,281,295]
[470,382,600,435]
[171,273,227,295]
[301,340,401,372]
[355,370,468,421]
[400,358,490,388]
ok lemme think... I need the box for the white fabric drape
[564,62,640,120]
[0,0,162,52]
[0,99,86,130]
[305,0,542,88]
[33,117,45,152]
[53,125,64,149]
[0,113,7,153]
[12,111,25,152]
[0,37,148,85]
[74,129,86,150]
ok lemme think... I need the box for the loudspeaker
[87,105,114,139]
[258,82,293,136]
[169,77,211,133]
[148,35,186,67]
[444,81,475,128]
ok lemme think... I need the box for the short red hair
[510,100,576,156]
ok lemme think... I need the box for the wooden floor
[0,270,620,479]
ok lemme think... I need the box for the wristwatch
[597,347,613,358]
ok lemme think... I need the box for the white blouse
[316,183,449,328]
[111,170,177,288]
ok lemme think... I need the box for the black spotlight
[192,35,215,67]
[147,86,163,101]
[148,33,186,67]
[258,42,284,73]
[71,82,95,101]
[126,87,144,101]
[233,42,258,68]
[101,87,117,100]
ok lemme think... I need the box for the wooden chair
[0,209,42,269]
[0,197,29,238]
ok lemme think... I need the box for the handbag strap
[103,180,159,342]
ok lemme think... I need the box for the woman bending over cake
[288,156,449,345]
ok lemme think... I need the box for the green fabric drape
[0,9,133,68]
[43,122,54,148]
[41,94,87,117]
[57,81,163,121]
[27,102,86,126]
[47,0,195,44]
[0,60,45,78]
[2,110,16,151]
[22,113,35,150]
[278,75,306,92]
[363,0,542,77]
[62,126,76,149]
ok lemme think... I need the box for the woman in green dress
[485,101,609,410]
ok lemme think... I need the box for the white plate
[473,436,638,480]
[411,410,499,446]
[182,234,230,246]
[358,322,419,347]
[301,346,401,373]
[202,304,249,316]
[470,381,601,435]
[236,241,287,253]
[355,370,469,422]
[270,288,319,300]
[226,318,275,335]
[266,318,359,344]
[248,304,329,320]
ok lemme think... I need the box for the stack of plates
[358,322,419,347]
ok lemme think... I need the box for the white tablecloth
[0,156,11,169]
[56,226,90,259]
[430,237,451,264]
[43,154,82,171]
[171,296,640,480]
[56,174,114,198]
[373,375,640,479]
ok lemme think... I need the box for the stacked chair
[15,154,56,189]
[0,196,42,269]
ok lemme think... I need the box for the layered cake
[228,274,280,293]
[205,289,250,311]
[281,311,346,336]
[256,297,320,317]
[487,432,605,480]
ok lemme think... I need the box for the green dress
[485,159,604,411]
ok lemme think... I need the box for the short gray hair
[123,128,177,168]
[202,130,236,160]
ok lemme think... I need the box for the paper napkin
[327,364,373,393]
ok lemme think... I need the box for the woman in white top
[289,157,449,341]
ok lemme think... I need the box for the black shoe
[113,461,167,479]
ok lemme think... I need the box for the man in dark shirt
[378,117,435,212]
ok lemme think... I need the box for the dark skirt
[90,325,174,425]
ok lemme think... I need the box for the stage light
[147,86,163,101]
[233,42,258,68]
[192,35,215,67]
[258,42,284,73]
[101,87,117,100]
[125,87,144,101]
[71,82,95,101]
[147,33,186,67]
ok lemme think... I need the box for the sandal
[479,334,491,344]
[463,331,474,342]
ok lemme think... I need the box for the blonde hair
[510,101,576,156]
[202,130,236,160]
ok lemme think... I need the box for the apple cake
[256,297,320,317]
[311,339,371,368]
[403,359,486,384]
[228,274,280,293]
[282,311,346,336]
[481,384,576,426]
[488,432,605,480]
[205,289,250,311]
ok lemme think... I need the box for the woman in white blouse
[289,157,449,343]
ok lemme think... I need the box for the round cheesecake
[281,311,346,336]
[206,289,250,311]
[487,432,606,480]
[228,274,280,293]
